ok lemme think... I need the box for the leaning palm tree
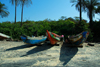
[20,0,32,27]
[0,2,9,18]
[83,0,100,28]
[71,0,85,23]
[10,0,20,23]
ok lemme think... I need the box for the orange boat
[46,30,64,45]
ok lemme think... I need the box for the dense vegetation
[0,18,99,42]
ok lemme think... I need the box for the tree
[11,0,20,23]
[71,0,85,23]
[71,0,100,29]
[83,0,100,29]
[60,16,67,20]
[95,6,100,14]
[20,0,32,27]
[0,2,9,18]
[95,6,100,21]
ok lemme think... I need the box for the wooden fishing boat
[46,30,64,45]
[66,31,89,46]
[20,35,47,45]
[0,33,10,40]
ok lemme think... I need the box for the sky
[0,0,100,23]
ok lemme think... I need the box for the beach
[0,41,100,67]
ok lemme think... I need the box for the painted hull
[0,33,10,40]
[20,35,47,45]
[46,30,64,45]
[67,31,89,46]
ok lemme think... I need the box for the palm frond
[10,0,20,6]
[0,2,9,18]
[20,0,32,7]
[0,10,9,18]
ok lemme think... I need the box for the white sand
[0,41,100,67]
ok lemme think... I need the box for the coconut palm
[95,6,100,14]
[71,0,85,23]
[0,2,9,18]
[11,0,20,23]
[20,0,32,27]
[83,0,100,28]
[71,0,100,29]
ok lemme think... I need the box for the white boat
[0,33,10,40]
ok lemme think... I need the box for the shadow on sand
[59,43,78,66]
[5,41,78,66]
[5,44,35,51]
[21,43,53,56]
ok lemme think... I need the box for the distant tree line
[0,17,99,42]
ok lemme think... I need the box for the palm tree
[20,0,32,27]
[60,16,67,20]
[83,0,100,28]
[95,6,100,14]
[0,2,9,18]
[71,0,85,23]
[79,0,82,22]
[11,0,20,23]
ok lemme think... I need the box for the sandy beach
[0,41,100,67]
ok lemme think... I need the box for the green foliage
[87,30,93,42]
[0,22,12,35]
[91,21,100,42]
[95,6,100,14]
[0,18,97,42]
[75,20,89,34]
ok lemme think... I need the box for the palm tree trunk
[21,3,24,27]
[80,0,82,23]
[89,10,93,29]
[15,1,17,24]
[89,0,93,29]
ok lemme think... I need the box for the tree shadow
[21,43,53,57]
[59,43,78,66]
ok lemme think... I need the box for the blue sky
[0,0,100,23]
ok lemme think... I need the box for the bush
[75,21,89,34]
[0,19,95,42]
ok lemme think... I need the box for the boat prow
[20,35,47,45]
[0,33,11,40]
[66,31,89,46]
[46,30,64,45]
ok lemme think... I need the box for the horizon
[0,0,100,23]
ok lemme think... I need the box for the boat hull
[20,36,47,45]
[0,36,8,40]
[46,30,64,45]
[0,33,10,40]
[67,31,89,46]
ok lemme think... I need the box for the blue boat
[20,35,47,45]
[66,31,89,46]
